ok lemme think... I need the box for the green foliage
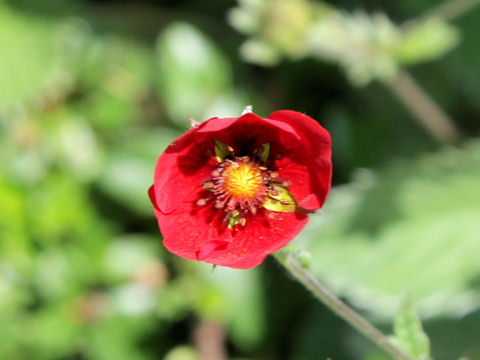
[230,0,459,85]
[97,127,180,214]
[392,296,431,360]
[0,3,88,115]
[156,22,247,127]
[397,18,459,64]
[297,140,480,317]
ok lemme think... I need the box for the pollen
[222,161,263,198]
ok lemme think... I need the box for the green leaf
[258,143,271,163]
[397,18,460,64]
[192,264,266,349]
[214,140,232,163]
[20,303,80,359]
[97,127,180,214]
[0,178,32,272]
[392,296,431,360]
[164,346,199,360]
[156,22,231,127]
[77,37,155,132]
[262,184,297,212]
[88,315,156,360]
[0,4,88,115]
[297,140,480,317]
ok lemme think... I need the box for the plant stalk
[422,0,480,22]
[274,252,415,360]
[386,70,461,144]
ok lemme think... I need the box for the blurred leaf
[164,346,199,360]
[156,22,232,127]
[297,140,480,317]
[97,127,180,214]
[103,234,164,283]
[239,39,281,66]
[392,296,431,360]
[42,107,103,181]
[0,179,32,271]
[398,18,459,64]
[0,3,88,115]
[78,37,155,132]
[230,1,459,86]
[28,174,93,245]
[20,304,80,360]
[88,315,156,360]
[192,264,266,349]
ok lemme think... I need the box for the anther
[270,189,279,196]
[196,198,209,206]
[202,180,215,190]
[227,198,237,209]
[239,218,247,226]
[215,201,226,209]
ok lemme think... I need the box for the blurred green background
[1,0,480,359]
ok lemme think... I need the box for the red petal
[268,110,331,159]
[153,190,308,269]
[276,156,332,211]
[196,113,301,153]
[268,110,332,210]
[197,240,229,260]
[152,127,212,214]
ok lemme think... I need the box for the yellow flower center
[222,161,264,199]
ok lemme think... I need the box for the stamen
[196,198,209,206]
[202,180,215,190]
[270,189,279,196]
[215,201,226,209]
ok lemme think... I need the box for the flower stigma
[196,141,297,228]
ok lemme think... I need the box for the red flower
[149,110,332,269]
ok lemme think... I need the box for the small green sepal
[227,212,242,228]
[214,140,231,163]
[258,143,271,163]
[262,184,297,212]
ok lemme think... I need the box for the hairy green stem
[274,252,414,360]
[386,70,461,144]
[422,0,480,21]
